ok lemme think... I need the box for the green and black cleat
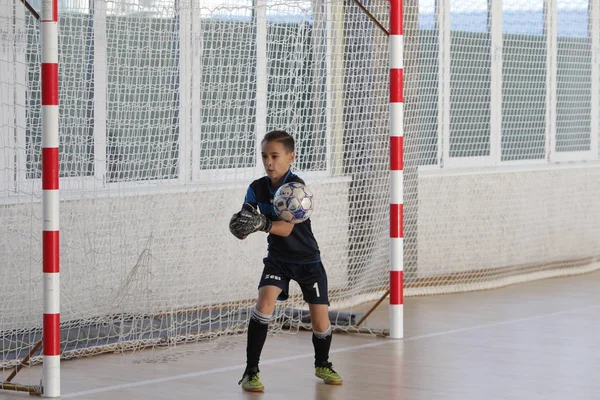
[239,368,264,392]
[315,362,343,385]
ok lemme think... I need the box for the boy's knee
[255,300,276,316]
[313,324,332,339]
[251,307,275,325]
[311,316,331,334]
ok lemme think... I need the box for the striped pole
[389,0,404,339]
[41,0,60,396]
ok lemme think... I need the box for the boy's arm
[268,220,294,237]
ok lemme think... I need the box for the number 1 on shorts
[313,282,320,297]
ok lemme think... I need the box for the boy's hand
[228,217,248,240]
[229,203,272,239]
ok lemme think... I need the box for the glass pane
[266,2,326,172]
[417,0,439,165]
[503,0,543,34]
[501,0,546,161]
[556,0,591,153]
[106,14,180,182]
[450,0,491,158]
[451,0,488,32]
[106,0,177,17]
[557,0,589,37]
[419,0,436,29]
[199,19,256,170]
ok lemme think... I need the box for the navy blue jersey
[244,170,320,263]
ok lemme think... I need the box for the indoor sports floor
[2,269,599,400]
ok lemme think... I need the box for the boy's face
[261,140,294,185]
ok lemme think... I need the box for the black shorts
[258,258,329,305]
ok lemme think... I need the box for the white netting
[0,0,599,369]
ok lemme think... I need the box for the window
[106,13,180,182]
[266,6,327,172]
[555,0,592,156]
[2,0,334,197]
[501,0,546,161]
[197,18,256,172]
[416,0,439,166]
[421,0,598,170]
[449,0,491,161]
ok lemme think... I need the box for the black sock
[312,330,332,367]
[246,317,268,372]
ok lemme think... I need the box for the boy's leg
[295,262,333,367]
[309,303,333,364]
[240,285,281,392]
[245,258,289,372]
[309,303,342,385]
[295,260,342,385]
[246,285,281,370]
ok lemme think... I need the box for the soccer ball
[273,182,314,224]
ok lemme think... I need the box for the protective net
[0,0,599,369]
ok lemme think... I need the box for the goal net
[1,0,599,371]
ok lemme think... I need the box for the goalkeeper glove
[229,203,272,239]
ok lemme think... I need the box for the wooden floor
[2,270,600,400]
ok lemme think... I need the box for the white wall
[417,164,600,283]
[0,179,350,330]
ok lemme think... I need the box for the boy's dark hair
[262,130,295,153]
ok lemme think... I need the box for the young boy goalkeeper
[229,130,343,392]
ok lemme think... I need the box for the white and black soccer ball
[273,182,314,224]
